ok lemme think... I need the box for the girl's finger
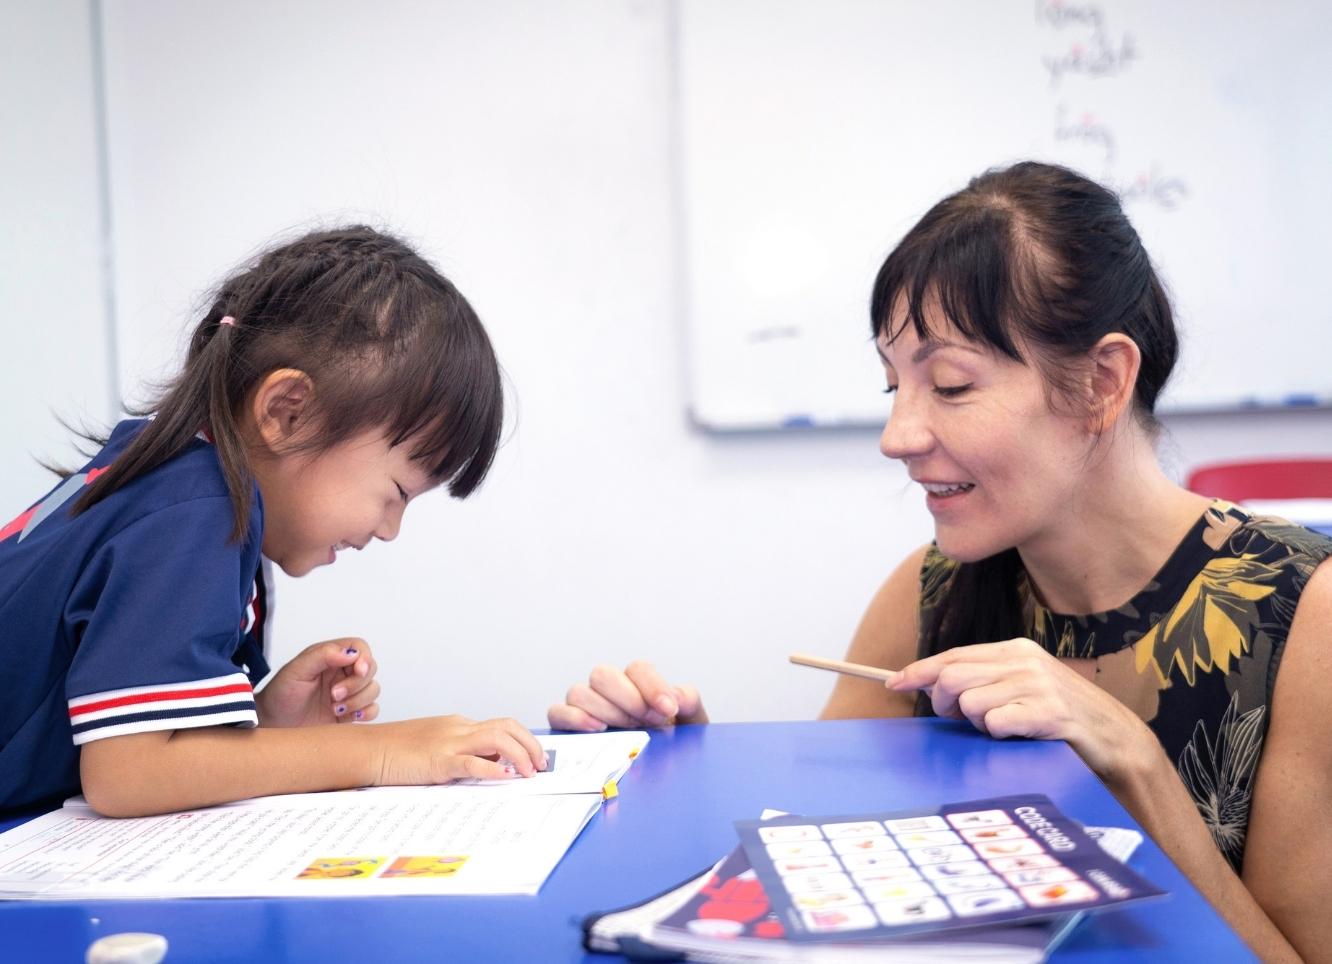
[455,755,513,781]
[334,700,377,723]
[332,673,379,704]
[334,680,381,717]
[481,729,536,777]
[497,718,547,771]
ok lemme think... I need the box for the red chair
[1185,459,1332,502]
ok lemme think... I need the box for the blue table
[0,719,1253,961]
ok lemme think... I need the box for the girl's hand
[547,660,707,731]
[256,638,381,727]
[886,638,1149,780]
[376,716,548,785]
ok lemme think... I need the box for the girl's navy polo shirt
[0,420,269,813]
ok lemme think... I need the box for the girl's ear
[1086,333,1141,435]
[250,368,316,454]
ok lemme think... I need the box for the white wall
[0,0,113,513]
[7,1,1330,729]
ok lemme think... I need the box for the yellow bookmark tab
[601,780,619,800]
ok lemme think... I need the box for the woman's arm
[1236,558,1332,962]
[897,634,1307,960]
[1108,555,1332,964]
[889,560,1332,961]
[1106,722,1304,962]
[819,543,928,720]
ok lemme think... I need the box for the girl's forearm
[1106,741,1299,964]
[79,724,385,817]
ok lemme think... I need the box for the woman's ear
[249,369,316,454]
[1087,334,1141,435]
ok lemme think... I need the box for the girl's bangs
[384,316,503,499]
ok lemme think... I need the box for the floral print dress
[916,500,1332,871]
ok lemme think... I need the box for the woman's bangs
[871,208,1024,363]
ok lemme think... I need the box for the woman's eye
[395,483,409,503]
[934,383,972,398]
[883,385,899,395]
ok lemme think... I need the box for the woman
[549,162,1332,961]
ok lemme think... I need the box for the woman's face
[876,305,1094,563]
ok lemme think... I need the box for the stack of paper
[0,730,647,899]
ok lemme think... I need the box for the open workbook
[0,730,647,899]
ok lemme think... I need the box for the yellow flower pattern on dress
[1132,555,1280,686]
[915,500,1331,872]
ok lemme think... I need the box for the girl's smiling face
[876,303,1095,563]
[241,368,442,578]
[255,426,436,577]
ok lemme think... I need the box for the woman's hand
[548,661,708,731]
[256,638,381,727]
[887,638,1150,781]
[375,715,548,785]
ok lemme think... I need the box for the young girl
[548,163,1332,961]
[1,225,545,819]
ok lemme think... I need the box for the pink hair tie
[219,315,237,327]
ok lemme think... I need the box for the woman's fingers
[588,664,658,722]
[623,661,684,723]
[547,702,608,732]
[670,684,708,724]
[565,682,643,729]
[549,662,705,730]
[891,640,1034,693]
[928,662,1013,719]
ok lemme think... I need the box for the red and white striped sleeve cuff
[68,673,258,745]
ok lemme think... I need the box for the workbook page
[0,788,599,898]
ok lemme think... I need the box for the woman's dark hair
[868,161,1178,665]
[70,225,503,540]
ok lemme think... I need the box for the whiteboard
[677,0,1332,430]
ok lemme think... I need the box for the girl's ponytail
[73,312,256,540]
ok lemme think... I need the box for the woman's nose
[879,394,934,461]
